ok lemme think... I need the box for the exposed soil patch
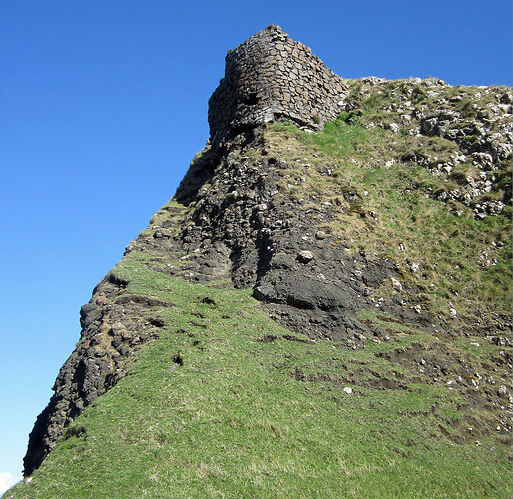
[258,334,278,343]
[115,295,173,307]
[106,273,129,289]
[201,297,217,305]
[289,366,412,391]
[282,334,315,344]
[171,353,184,366]
[148,317,166,328]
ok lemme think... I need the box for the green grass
[9,252,512,498]
[266,118,512,323]
[9,102,512,497]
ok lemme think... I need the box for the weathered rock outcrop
[335,76,512,218]
[23,272,171,475]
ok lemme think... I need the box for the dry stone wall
[208,25,347,144]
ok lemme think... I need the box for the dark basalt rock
[23,272,171,476]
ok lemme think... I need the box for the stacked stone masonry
[209,25,347,144]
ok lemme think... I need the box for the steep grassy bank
[12,98,512,497]
[8,249,512,498]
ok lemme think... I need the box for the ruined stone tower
[208,25,347,145]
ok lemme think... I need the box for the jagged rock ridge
[23,25,512,476]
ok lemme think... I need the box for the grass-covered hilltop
[9,25,512,498]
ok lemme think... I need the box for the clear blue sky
[0,0,511,487]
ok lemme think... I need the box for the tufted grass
[9,107,512,497]
[266,119,512,323]
[8,252,513,498]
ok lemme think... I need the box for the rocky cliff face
[23,25,512,476]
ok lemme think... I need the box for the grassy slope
[10,251,512,498]
[9,116,512,498]
[266,119,512,323]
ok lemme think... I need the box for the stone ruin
[208,25,347,145]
